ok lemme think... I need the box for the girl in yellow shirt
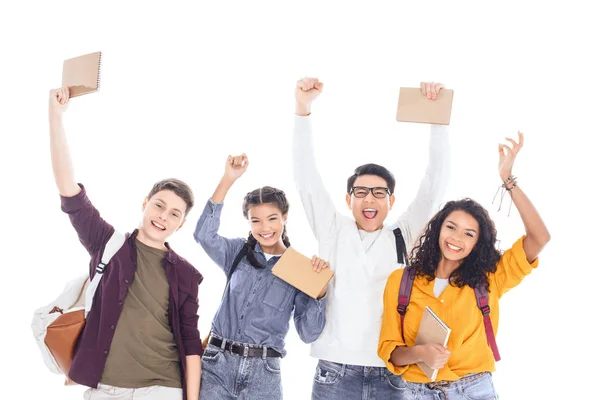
[378,131,550,399]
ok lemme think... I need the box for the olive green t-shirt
[101,239,181,388]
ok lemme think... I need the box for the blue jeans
[394,372,499,400]
[311,360,407,399]
[199,342,282,400]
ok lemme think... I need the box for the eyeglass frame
[349,186,392,199]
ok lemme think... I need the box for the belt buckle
[243,344,249,357]
[427,380,451,389]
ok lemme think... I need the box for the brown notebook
[414,306,451,381]
[396,87,454,125]
[271,248,334,299]
[62,51,102,98]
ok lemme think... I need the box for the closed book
[271,248,334,299]
[414,306,451,381]
[396,87,454,125]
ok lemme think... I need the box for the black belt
[209,337,282,358]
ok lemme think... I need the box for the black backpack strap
[393,227,408,265]
[396,266,416,343]
[226,243,249,282]
[474,284,501,361]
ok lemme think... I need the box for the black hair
[242,186,291,267]
[347,163,396,194]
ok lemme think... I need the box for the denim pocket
[201,347,222,362]
[313,360,342,385]
[462,373,499,400]
[263,357,281,374]
[262,278,293,312]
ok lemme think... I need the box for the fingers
[504,131,524,153]
[431,343,450,354]
[228,154,249,168]
[504,137,518,149]
[296,77,321,92]
[51,87,70,106]
[420,82,444,100]
[518,131,524,148]
[312,256,330,272]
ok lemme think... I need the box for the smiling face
[247,203,287,254]
[137,189,188,249]
[346,174,395,232]
[438,210,480,262]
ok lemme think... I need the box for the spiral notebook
[414,306,451,381]
[62,51,102,98]
[396,87,454,125]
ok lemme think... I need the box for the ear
[283,213,288,223]
[346,194,352,209]
[142,197,149,212]
[389,194,396,209]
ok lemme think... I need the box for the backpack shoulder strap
[227,243,249,282]
[393,227,408,265]
[474,284,501,361]
[396,265,416,343]
[85,230,127,317]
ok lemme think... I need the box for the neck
[261,240,287,255]
[435,256,461,279]
[136,228,168,251]
[355,222,384,232]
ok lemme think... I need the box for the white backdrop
[1,1,597,399]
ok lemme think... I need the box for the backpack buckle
[480,305,491,316]
[397,304,407,315]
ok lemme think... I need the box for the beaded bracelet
[493,175,518,215]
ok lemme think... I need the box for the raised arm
[49,87,81,197]
[193,154,248,275]
[396,82,451,251]
[293,77,340,242]
[498,132,550,263]
[50,87,113,258]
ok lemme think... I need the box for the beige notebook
[62,51,102,98]
[396,87,454,125]
[414,306,451,381]
[272,248,334,299]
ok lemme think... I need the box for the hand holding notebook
[396,84,454,125]
[414,306,451,381]
[271,248,333,299]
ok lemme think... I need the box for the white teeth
[447,243,462,251]
[364,208,377,212]
[152,221,166,230]
[261,233,274,238]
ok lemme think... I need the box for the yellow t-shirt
[378,236,538,383]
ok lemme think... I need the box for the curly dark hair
[408,198,502,292]
[241,186,291,267]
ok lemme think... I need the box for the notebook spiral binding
[97,51,102,90]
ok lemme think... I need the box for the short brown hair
[147,178,194,216]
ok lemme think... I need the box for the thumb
[315,82,324,92]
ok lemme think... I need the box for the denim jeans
[199,342,282,400]
[311,360,407,399]
[389,371,499,400]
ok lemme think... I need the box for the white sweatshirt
[293,115,450,367]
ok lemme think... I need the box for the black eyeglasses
[350,186,391,199]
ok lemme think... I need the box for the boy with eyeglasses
[292,78,451,399]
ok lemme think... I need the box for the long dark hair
[242,186,291,267]
[409,198,502,291]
